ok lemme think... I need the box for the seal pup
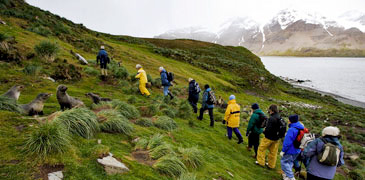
[21,93,52,116]
[56,85,84,111]
[2,85,24,101]
[85,92,111,104]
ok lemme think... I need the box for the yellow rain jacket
[135,68,148,84]
[224,99,241,128]
[135,68,150,96]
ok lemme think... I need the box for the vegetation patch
[150,143,174,160]
[84,67,99,76]
[154,116,178,131]
[177,100,193,119]
[147,133,164,150]
[34,40,59,62]
[24,122,70,158]
[110,100,140,119]
[134,138,149,150]
[178,147,203,169]
[153,155,187,177]
[162,108,176,118]
[0,96,21,113]
[178,173,197,180]
[135,118,153,127]
[97,109,134,135]
[53,108,99,139]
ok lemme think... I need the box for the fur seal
[56,85,84,111]
[2,85,24,101]
[85,92,111,104]
[21,93,52,116]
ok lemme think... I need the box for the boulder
[48,171,63,180]
[97,153,129,175]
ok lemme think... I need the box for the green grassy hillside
[0,0,364,180]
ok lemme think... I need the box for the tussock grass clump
[34,40,59,62]
[159,103,169,110]
[54,108,99,139]
[84,67,99,76]
[127,96,137,104]
[142,104,158,117]
[112,66,129,80]
[162,109,176,118]
[135,118,153,127]
[24,122,70,158]
[0,96,21,113]
[177,100,192,119]
[150,143,174,160]
[147,134,164,150]
[153,78,162,88]
[178,147,203,169]
[178,173,197,180]
[111,100,140,119]
[154,116,177,131]
[23,64,42,76]
[92,144,110,157]
[153,155,186,177]
[97,109,134,135]
[134,138,149,150]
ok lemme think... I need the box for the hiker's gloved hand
[246,132,249,137]
[222,120,226,124]
[280,151,285,157]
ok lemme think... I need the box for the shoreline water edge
[291,84,365,109]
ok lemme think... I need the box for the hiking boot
[247,147,252,152]
[237,139,243,144]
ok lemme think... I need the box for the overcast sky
[26,0,365,38]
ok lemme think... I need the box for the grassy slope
[0,1,364,180]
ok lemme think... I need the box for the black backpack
[167,72,174,82]
[256,113,268,128]
[207,90,216,105]
[277,118,287,138]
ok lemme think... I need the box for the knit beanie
[289,114,299,123]
[229,95,235,100]
[251,103,259,110]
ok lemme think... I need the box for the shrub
[110,100,140,119]
[84,67,99,76]
[24,122,70,158]
[147,133,164,150]
[129,74,137,82]
[127,96,137,104]
[142,104,158,117]
[162,109,176,118]
[134,138,148,150]
[178,173,197,180]
[54,108,99,139]
[177,100,192,119]
[214,113,224,122]
[154,116,177,131]
[34,41,59,62]
[159,103,169,110]
[0,33,9,42]
[113,66,129,80]
[153,78,162,88]
[97,109,134,135]
[178,147,203,169]
[153,155,186,177]
[348,170,364,180]
[92,144,110,158]
[0,96,21,113]
[23,64,42,76]
[135,118,153,127]
[150,143,174,160]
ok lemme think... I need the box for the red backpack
[293,128,309,149]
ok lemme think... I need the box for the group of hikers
[97,46,344,180]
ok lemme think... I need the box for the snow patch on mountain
[339,10,365,32]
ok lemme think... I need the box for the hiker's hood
[228,99,236,104]
[206,88,211,92]
[253,109,263,114]
[289,121,304,130]
[323,136,341,145]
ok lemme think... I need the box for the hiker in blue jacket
[197,84,214,127]
[96,46,110,76]
[302,126,344,180]
[280,114,304,180]
[159,67,173,99]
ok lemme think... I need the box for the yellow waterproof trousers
[139,83,150,96]
[256,137,280,169]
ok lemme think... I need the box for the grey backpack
[317,138,341,166]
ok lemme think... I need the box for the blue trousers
[227,127,243,140]
[281,154,299,178]
[163,86,170,96]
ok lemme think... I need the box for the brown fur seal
[21,93,52,116]
[85,92,111,104]
[2,85,24,101]
[56,85,84,111]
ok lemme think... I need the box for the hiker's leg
[208,108,214,126]
[281,154,296,178]
[163,86,169,96]
[267,139,279,169]
[198,106,205,120]
[104,68,108,76]
[253,133,260,158]
[257,137,270,166]
[139,83,150,96]
[227,127,233,139]
[233,128,243,140]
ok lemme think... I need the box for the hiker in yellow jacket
[223,95,243,144]
[135,64,150,96]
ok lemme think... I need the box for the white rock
[75,53,88,65]
[227,171,234,177]
[132,137,140,143]
[97,154,129,175]
[48,171,63,180]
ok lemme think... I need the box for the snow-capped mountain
[155,9,365,56]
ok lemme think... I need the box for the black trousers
[188,96,199,113]
[248,132,260,157]
[307,173,331,180]
[198,107,214,126]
